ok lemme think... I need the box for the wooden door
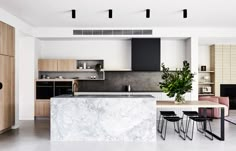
[0,55,12,131]
[10,57,15,125]
[57,59,76,71]
[38,59,58,71]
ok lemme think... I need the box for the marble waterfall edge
[50,95,156,141]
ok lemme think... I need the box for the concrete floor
[0,113,236,151]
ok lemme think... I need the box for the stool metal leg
[204,120,213,140]
[157,114,162,133]
[186,118,194,140]
[161,119,168,140]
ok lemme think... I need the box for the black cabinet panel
[132,38,160,71]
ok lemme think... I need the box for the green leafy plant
[159,61,194,103]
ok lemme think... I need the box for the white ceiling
[0,0,236,28]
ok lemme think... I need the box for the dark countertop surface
[77,91,163,93]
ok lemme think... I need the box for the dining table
[156,100,226,141]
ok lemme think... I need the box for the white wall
[185,37,199,100]
[0,8,34,36]
[18,35,36,120]
[161,39,186,70]
[198,45,211,71]
[39,39,131,70]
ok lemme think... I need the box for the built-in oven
[55,82,73,96]
[36,81,73,99]
[36,81,54,99]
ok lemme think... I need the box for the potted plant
[159,60,194,104]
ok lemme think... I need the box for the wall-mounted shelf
[198,71,215,73]
[76,69,104,72]
[199,82,215,85]
[77,60,104,70]
[199,93,215,96]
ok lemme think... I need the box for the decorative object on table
[95,63,102,72]
[159,60,194,104]
[201,65,206,71]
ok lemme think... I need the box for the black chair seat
[183,111,199,116]
[190,116,208,122]
[164,116,182,122]
[160,111,176,116]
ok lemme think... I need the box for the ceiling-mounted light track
[72,9,76,19]
[146,9,150,18]
[108,9,112,18]
[183,9,187,18]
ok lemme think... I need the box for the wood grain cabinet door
[0,22,8,56]
[35,100,50,117]
[57,59,76,71]
[38,59,58,71]
[0,55,12,131]
[7,25,15,57]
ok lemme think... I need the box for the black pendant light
[72,9,76,19]
[183,9,187,18]
[108,9,112,18]
[146,9,150,18]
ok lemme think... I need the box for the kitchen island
[50,95,156,141]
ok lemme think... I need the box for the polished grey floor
[0,113,236,151]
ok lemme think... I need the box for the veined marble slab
[51,95,156,141]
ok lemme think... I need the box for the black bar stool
[157,111,176,133]
[161,116,183,140]
[181,111,201,134]
[186,116,213,140]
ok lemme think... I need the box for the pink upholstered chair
[199,96,229,118]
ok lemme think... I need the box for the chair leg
[178,120,186,140]
[161,120,168,140]
[157,115,162,133]
[204,120,213,140]
[197,122,204,133]
[186,118,194,140]
[180,114,185,133]
[174,122,179,133]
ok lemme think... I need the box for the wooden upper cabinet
[7,25,15,57]
[0,22,8,55]
[57,59,76,71]
[38,59,58,71]
[0,22,15,57]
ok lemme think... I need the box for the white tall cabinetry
[211,45,236,96]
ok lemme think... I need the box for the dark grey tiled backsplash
[78,71,162,92]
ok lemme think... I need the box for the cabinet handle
[0,82,2,90]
